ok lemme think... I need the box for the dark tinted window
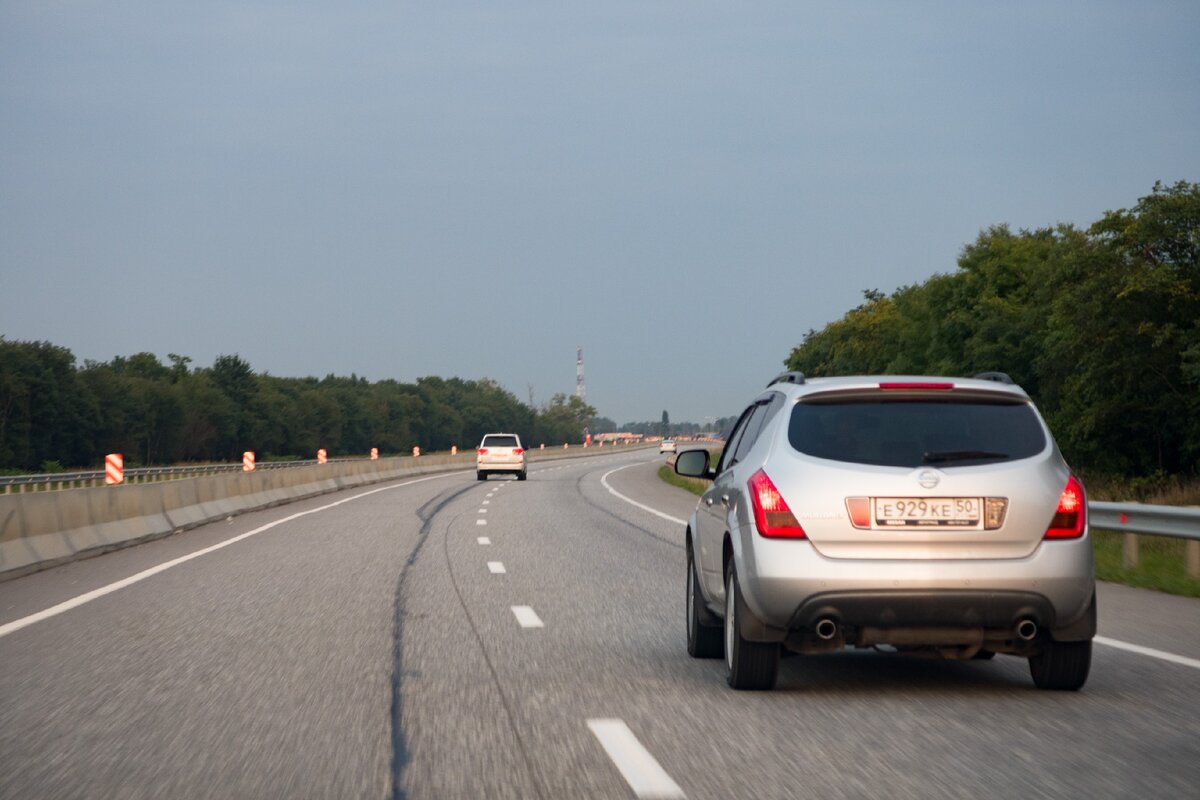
[482,435,519,448]
[787,399,1046,467]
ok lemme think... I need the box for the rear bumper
[792,590,1058,629]
[477,460,525,473]
[738,534,1095,640]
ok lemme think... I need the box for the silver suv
[675,372,1095,691]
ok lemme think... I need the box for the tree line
[0,345,600,471]
[785,180,1200,478]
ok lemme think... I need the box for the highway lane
[1,449,1198,799]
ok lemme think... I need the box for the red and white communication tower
[575,346,585,400]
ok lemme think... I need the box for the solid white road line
[587,719,685,799]
[0,471,467,639]
[511,606,544,628]
[477,537,491,545]
[600,464,687,526]
[1095,636,1200,670]
[488,562,506,574]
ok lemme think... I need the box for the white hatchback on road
[477,433,527,481]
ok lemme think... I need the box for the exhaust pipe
[814,618,839,641]
[1015,619,1038,641]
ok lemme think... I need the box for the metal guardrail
[1090,501,1200,540]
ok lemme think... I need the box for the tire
[477,471,486,481]
[1029,639,1092,690]
[724,562,779,690]
[517,470,527,481]
[687,547,723,659]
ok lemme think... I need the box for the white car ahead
[477,433,526,481]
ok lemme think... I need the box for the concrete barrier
[0,445,655,581]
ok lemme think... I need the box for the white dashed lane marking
[477,537,490,545]
[587,719,686,799]
[488,562,506,574]
[511,606,544,628]
[476,519,487,526]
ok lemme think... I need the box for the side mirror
[674,449,713,479]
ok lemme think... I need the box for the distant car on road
[477,433,526,481]
[675,371,1095,691]
[660,439,677,454]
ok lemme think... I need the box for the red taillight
[514,448,524,456]
[748,469,806,539]
[879,382,954,390]
[1044,475,1086,539]
[477,448,488,455]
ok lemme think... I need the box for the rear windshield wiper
[922,450,1009,464]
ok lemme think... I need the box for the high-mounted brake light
[878,382,954,390]
[748,469,806,539]
[1044,475,1086,539]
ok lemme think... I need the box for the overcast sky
[2,2,1198,425]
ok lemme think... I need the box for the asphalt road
[1,449,1198,799]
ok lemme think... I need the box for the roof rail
[768,371,806,388]
[973,371,1015,384]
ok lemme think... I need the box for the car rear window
[787,398,1047,467]
[482,435,519,448]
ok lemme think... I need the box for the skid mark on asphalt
[432,494,548,799]
[390,481,478,800]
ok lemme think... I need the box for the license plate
[873,497,982,529]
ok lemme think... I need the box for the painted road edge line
[600,464,687,526]
[1095,636,1200,670]
[511,606,544,628]
[587,718,685,799]
[0,471,466,639]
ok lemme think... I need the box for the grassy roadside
[1091,530,1200,598]
[658,465,708,496]
[656,466,1200,598]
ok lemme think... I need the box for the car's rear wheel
[1029,639,1091,690]
[476,471,486,481]
[687,547,722,659]
[724,562,779,690]
[517,470,527,481]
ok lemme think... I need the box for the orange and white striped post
[412,446,420,457]
[317,448,327,464]
[104,453,124,485]
[451,445,457,456]
[370,447,378,460]
[243,451,255,472]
